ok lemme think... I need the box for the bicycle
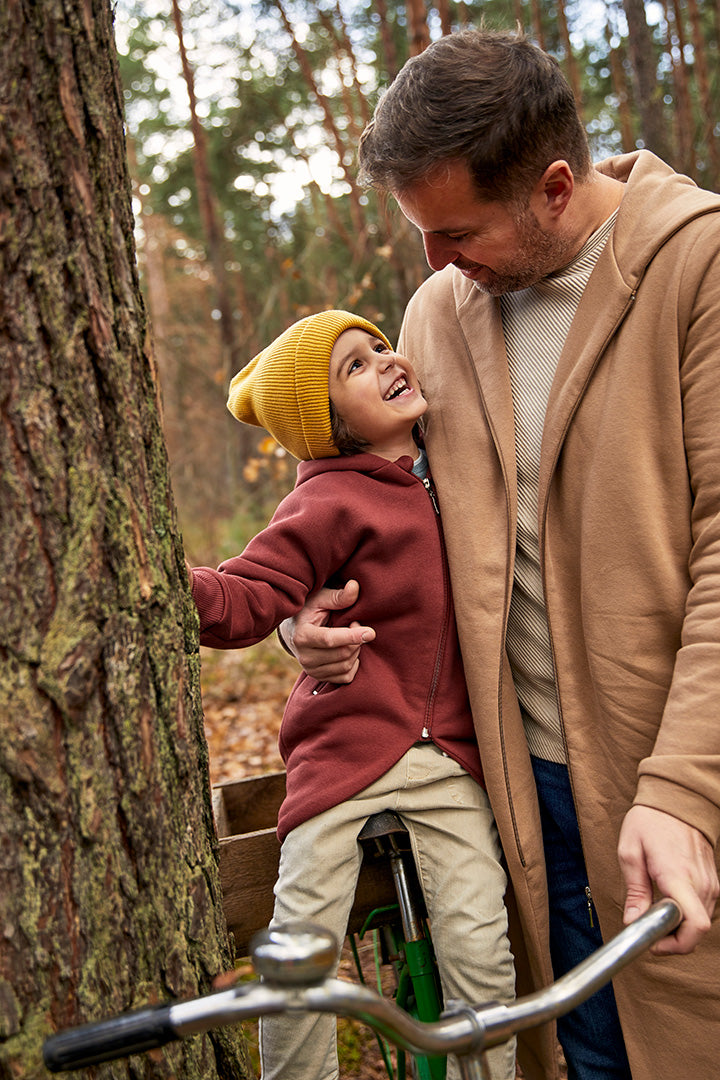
[351,810,446,1080]
[43,898,681,1080]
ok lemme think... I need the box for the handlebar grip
[43,1003,179,1072]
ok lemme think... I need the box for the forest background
[116,0,720,785]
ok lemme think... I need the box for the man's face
[395,159,571,296]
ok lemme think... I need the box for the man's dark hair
[358,28,592,203]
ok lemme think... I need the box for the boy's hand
[279,579,375,683]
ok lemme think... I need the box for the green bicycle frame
[354,905,446,1080]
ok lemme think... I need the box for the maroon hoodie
[191,452,482,841]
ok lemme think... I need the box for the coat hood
[596,150,720,289]
[295,451,417,486]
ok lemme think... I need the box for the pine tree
[0,2,251,1076]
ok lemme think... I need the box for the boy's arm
[185,502,328,648]
[278,580,375,683]
[187,481,376,652]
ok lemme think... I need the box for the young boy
[188,310,516,1080]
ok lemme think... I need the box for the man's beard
[471,208,573,296]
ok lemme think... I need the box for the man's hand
[618,804,719,954]
[279,579,375,684]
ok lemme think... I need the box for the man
[282,28,720,1080]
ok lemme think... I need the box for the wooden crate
[213,772,398,956]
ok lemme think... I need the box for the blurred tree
[684,0,720,188]
[661,0,695,177]
[556,0,584,118]
[603,15,635,154]
[172,0,246,381]
[622,0,672,160]
[0,1,251,1076]
[528,0,546,50]
[406,0,431,55]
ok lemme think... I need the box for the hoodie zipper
[315,472,443,713]
[423,476,440,515]
[419,472,448,741]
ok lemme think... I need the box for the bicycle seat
[357,810,409,844]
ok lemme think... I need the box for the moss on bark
[0,2,251,1077]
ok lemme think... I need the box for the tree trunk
[663,0,695,178]
[435,0,453,37]
[273,0,367,239]
[556,0,584,120]
[621,0,671,160]
[373,0,400,79]
[605,17,636,154]
[684,0,720,189]
[511,0,525,32]
[171,0,254,502]
[171,0,245,386]
[0,2,251,1077]
[318,10,362,143]
[405,0,430,56]
[528,0,546,51]
[325,1,372,130]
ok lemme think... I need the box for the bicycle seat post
[358,810,426,942]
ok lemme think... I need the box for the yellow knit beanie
[227,310,392,460]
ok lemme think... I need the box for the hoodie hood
[294,450,417,487]
[596,150,720,290]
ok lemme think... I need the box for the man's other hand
[618,804,719,955]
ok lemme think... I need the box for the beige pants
[260,743,516,1080]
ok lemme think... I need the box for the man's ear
[531,160,574,224]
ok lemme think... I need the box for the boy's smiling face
[328,327,427,461]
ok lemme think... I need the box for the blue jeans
[531,757,631,1080]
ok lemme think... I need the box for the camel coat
[398,151,720,1080]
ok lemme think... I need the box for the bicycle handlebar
[42,1004,179,1071]
[43,899,681,1072]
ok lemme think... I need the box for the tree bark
[0,2,251,1077]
